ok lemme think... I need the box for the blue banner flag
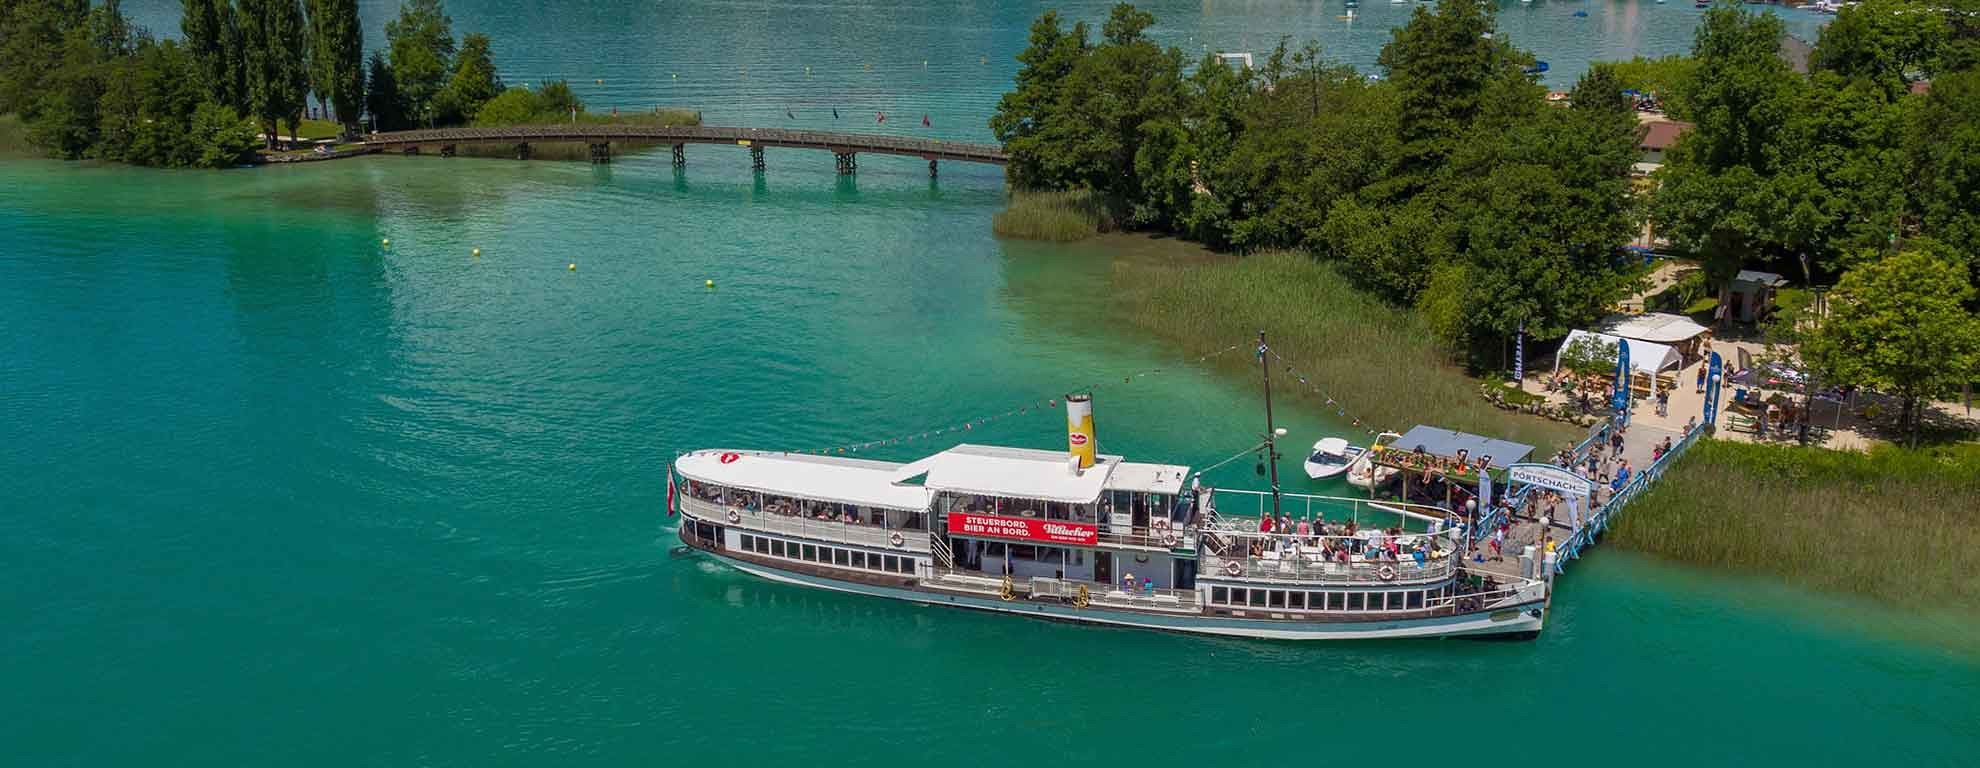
[1703,351,1724,428]
[1612,340,1632,423]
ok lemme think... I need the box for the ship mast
[1257,330,1283,518]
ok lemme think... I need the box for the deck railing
[1199,546,1460,585]
[1203,489,1448,528]
[1547,422,1705,573]
[679,496,929,552]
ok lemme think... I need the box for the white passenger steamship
[671,392,1549,641]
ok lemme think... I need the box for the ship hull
[696,543,1545,641]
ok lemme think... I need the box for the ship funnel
[1066,393,1096,470]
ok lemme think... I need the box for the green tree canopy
[1804,241,1980,444]
[1906,69,1980,285]
[239,0,309,145]
[306,0,365,130]
[990,10,1089,190]
[1377,0,1516,177]
[385,0,455,126]
[432,31,499,124]
[363,50,403,130]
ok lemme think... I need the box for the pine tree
[305,0,364,131]
[179,0,232,107]
[239,0,308,145]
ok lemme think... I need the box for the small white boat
[1303,437,1362,480]
[1346,431,1403,490]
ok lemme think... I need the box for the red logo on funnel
[1069,434,1089,446]
[719,452,741,464]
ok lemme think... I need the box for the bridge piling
[928,159,937,178]
[671,144,685,167]
[834,151,857,175]
[589,142,611,164]
[750,145,764,172]
[515,142,531,161]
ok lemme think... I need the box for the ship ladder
[928,533,956,571]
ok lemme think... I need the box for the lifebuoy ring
[1153,518,1171,531]
[1224,561,1242,577]
[718,452,740,464]
[1378,564,1398,581]
[1162,534,1179,548]
[888,531,905,548]
[726,509,741,524]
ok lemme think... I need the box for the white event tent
[1552,329,1683,378]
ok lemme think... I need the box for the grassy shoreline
[1104,247,1581,450]
[993,189,1107,242]
[1613,439,1980,611]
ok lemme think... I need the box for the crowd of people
[686,480,895,527]
[1242,514,1445,567]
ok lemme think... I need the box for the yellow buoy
[381,238,390,246]
[595,78,603,84]
[568,263,577,271]
[705,279,715,288]
[472,247,481,257]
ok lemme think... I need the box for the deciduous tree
[385,0,455,126]
[1804,241,1980,445]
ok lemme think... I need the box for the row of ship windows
[738,534,916,575]
[1210,586,1451,612]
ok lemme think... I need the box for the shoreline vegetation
[988,2,1978,436]
[1107,247,1582,450]
[0,113,29,156]
[990,0,1979,608]
[1614,439,1980,612]
[993,189,1108,242]
[0,0,683,167]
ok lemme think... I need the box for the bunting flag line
[1262,346,1385,438]
[786,344,1243,456]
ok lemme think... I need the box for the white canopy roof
[1104,462,1191,495]
[676,450,933,511]
[1310,437,1351,456]
[1554,329,1683,375]
[890,444,1121,504]
[1598,312,1710,344]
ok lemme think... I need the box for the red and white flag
[666,470,678,517]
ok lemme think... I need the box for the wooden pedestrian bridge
[362,124,1007,175]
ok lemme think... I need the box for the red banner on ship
[946,512,1097,546]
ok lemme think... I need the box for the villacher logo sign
[947,512,1097,546]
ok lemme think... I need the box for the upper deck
[1193,489,1464,586]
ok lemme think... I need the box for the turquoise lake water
[6,2,1977,765]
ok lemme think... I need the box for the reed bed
[1109,250,1581,450]
[1613,439,1980,610]
[0,113,32,156]
[993,189,1107,242]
